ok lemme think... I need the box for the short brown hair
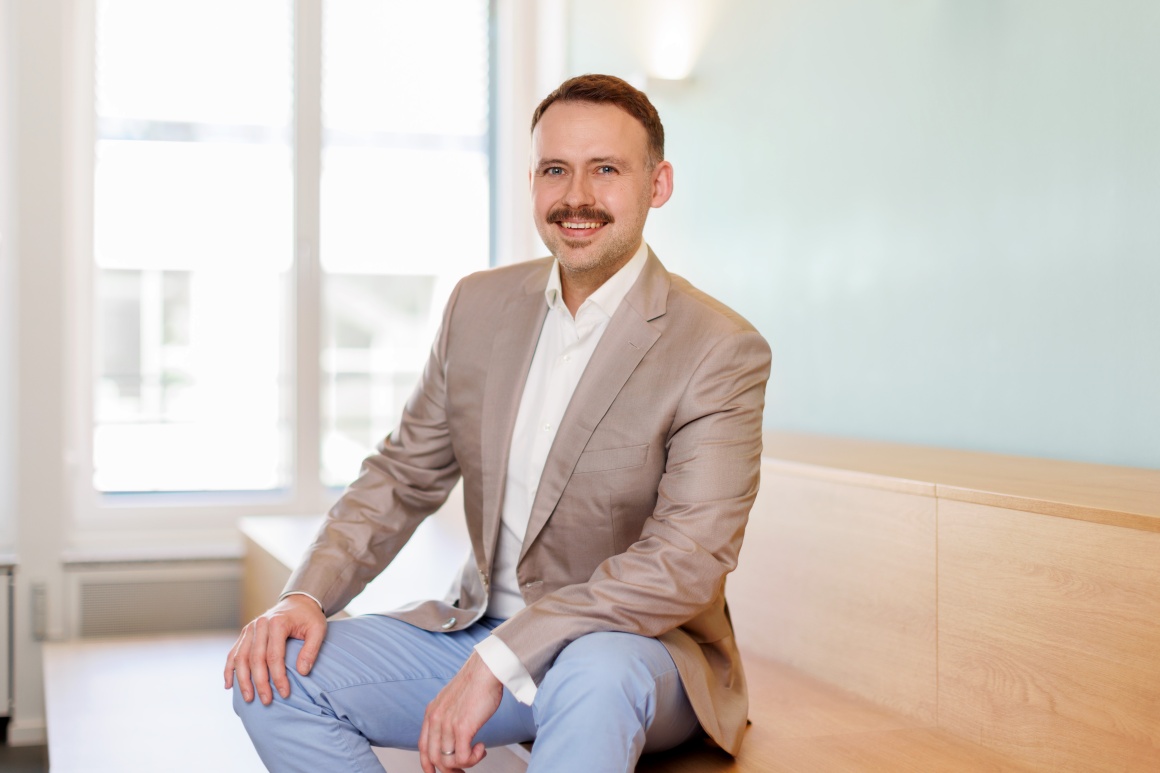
[530,74,665,168]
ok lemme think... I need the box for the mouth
[548,208,612,240]
[557,220,606,236]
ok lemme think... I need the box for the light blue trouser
[233,614,701,772]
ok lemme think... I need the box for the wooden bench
[716,432,1160,772]
[238,431,1160,771]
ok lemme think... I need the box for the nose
[561,172,595,207]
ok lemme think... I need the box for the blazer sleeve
[282,281,465,615]
[490,325,771,682]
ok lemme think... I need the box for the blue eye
[544,167,565,176]
[597,165,615,174]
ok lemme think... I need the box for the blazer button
[441,617,457,630]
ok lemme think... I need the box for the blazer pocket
[573,443,649,474]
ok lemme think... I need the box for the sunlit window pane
[93,0,293,493]
[95,142,292,273]
[320,147,487,278]
[323,0,488,136]
[320,0,490,487]
[321,274,436,481]
[96,0,291,126]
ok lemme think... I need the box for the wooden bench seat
[722,432,1160,772]
[640,654,1032,772]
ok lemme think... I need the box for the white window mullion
[294,0,325,511]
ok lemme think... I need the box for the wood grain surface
[938,499,1160,771]
[730,468,938,723]
[762,431,1160,531]
[638,657,1031,772]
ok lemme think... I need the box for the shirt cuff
[474,635,538,705]
[279,590,324,612]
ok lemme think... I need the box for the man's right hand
[224,594,327,705]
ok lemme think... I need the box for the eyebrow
[535,156,632,170]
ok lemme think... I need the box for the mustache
[547,206,613,225]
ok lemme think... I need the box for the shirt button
[562,354,571,362]
[441,617,457,629]
[542,422,551,431]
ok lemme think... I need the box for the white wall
[5,0,72,744]
[0,0,15,556]
[567,0,1160,470]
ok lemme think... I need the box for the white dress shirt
[474,241,649,704]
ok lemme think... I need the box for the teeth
[561,221,602,229]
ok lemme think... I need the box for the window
[90,0,492,499]
[319,0,490,485]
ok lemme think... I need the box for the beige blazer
[286,250,771,754]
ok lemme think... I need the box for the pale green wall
[567,0,1160,469]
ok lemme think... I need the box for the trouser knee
[537,632,668,712]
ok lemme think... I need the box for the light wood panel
[639,657,1030,773]
[762,458,935,497]
[743,651,924,740]
[938,500,1160,772]
[744,728,1032,773]
[763,431,1160,531]
[241,531,293,623]
[730,468,938,723]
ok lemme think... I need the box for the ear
[649,161,674,208]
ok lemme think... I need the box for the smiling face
[530,101,673,290]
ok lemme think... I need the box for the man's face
[530,101,673,281]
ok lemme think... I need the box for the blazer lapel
[519,251,670,561]
[480,268,550,571]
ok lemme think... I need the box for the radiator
[66,562,241,638]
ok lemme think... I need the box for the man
[225,73,771,773]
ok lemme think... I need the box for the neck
[559,241,642,317]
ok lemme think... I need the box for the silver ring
[440,749,455,756]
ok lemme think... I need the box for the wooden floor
[43,633,265,773]
[40,632,528,773]
[40,632,1031,772]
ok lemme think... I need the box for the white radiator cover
[66,562,241,638]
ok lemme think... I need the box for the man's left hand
[419,651,504,773]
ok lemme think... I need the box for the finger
[419,715,435,773]
[431,728,454,773]
[233,626,256,702]
[466,742,487,768]
[223,636,241,689]
[266,618,291,699]
[296,619,325,676]
[433,726,457,773]
[453,733,487,771]
[451,724,474,770]
[249,618,273,705]
[443,730,462,772]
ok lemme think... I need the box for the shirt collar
[544,240,650,318]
